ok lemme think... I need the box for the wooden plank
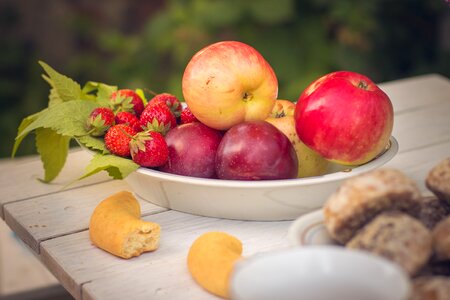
[0,219,59,295]
[0,149,111,219]
[40,210,291,300]
[379,74,450,114]
[392,99,450,153]
[4,180,167,254]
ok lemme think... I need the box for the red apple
[294,71,393,165]
[182,41,278,130]
[266,100,330,178]
[159,122,222,178]
[216,121,298,180]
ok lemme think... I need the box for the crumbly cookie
[409,276,450,300]
[324,168,422,244]
[346,212,432,276]
[432,216,450,261]
[426,158,450,204]
[417,196,450,229]
[89,191,161,259]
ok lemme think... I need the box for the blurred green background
[1,0,449,158]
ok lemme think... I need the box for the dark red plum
[216,121,298,180]
[159,122,222,178]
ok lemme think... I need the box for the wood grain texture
[0,149,110,219]
[4,180,167,254]
[392,100,450,153]
[40,210,291,300]
[379,73,450,113]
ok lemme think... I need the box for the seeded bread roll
[324,168,422,244]
[346,212,432,276]
[417,196,450,229]
[409,276,450,300]
[426,158,450,204]
[432,216,450,261]
[89,191,161,259]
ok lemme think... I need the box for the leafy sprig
[12,61,139,183]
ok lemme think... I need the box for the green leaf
[76,135,109,154]
[12,110,46,158]
[82,81,115,103]
[35,128,71,182]
[17,100,99,140]
[96,83,117,107]
[79,153,139,180]
[48,88,63,107]
[135,88,148,106]
[39,61,82,102]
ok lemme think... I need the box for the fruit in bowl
[266,100,329,178]
[160,122,223,178]
[182,41,278,130]
[294,71,394,166]
[216,120,298,180]
[11,46,399,220]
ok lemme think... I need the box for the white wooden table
[1,74,449,300]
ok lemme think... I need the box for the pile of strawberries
[85,89,197,167]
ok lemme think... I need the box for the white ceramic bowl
[230,246,411,300]
[124,136,398,220]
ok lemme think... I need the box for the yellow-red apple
[182,41,278,130]
[266,100,329,178]
[294,71,393,165]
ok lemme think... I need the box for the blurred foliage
[1,0,449,158]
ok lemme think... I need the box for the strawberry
[85,107,115,136]
[130,131,168,167]
[104,124,137,157]
[115,111,142,133]
[180,106,198,124]
[148,93,182,118]
[110,89,145,117]
[139,103,177,135]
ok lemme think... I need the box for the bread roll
[324,168,422,244]
[432,216,450,261]
[89,191,161,259]
[346,212,432,276]
[426,158,450,204]
[417,196,450,229]
[409,276,450,300]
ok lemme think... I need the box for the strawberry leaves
[17,100,99,139]
[36,128,71,182]
[79,153,139,180]
[39,61,82,103]
[13,61,149,183]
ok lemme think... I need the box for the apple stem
[242,92,253,102]
[357,81,368,90]
[276,111,286,118]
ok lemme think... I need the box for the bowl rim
[132,136,398,189]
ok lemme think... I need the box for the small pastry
[346,212,432,276]
[417,196,450,229]
[432,216,450,261]
[409,276,450,300]
[426,158,450,204]
[324,168,422,244]
[89,191,161,259]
